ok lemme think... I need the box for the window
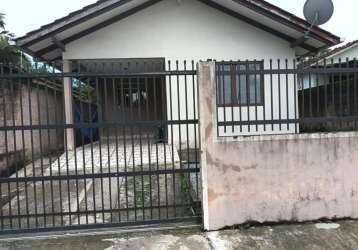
[217,61,264,106]
[117,80,148,108]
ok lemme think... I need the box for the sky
[0,0,357,43]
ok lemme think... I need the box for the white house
[301,40,358,89]
[317,39,358,65]
[15,0,340,147]
[298,40,358,124]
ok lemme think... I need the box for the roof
[319,39,358,60]
[301,39,358,67]
[15,0,341,61]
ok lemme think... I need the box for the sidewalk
[1,220,358,250]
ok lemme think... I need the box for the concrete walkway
[48,139,180,175]
[1,220,358,249]
[1,139,185,229]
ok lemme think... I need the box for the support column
[63,60,75,151]
[197,61,216,231]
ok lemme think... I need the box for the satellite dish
[303,0,334,26]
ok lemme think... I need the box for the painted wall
[327,45,358,64]
[0,83,64,176]
[63,0,297,144]
[199,62,358,230]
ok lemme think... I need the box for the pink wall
[199,62,358,230]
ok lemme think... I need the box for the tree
[0,12,29,66]
[0,13,5,30]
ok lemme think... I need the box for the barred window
[217,61,264,106]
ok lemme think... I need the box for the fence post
[197,61,216,230]
[63,60,75,151]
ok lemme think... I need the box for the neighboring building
[15,0,340,145]
[301,40,358,89]
[317,39,358,65]
[299,40,358,130]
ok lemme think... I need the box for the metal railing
[215,58,358,137]
[0,60,201,235]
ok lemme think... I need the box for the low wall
[0,83,64,176]
[198,62,358,230]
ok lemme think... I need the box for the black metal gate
[0,59,201,235]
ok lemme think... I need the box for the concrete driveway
[48,139,180,175]
[1,220,358,249]
[1,139,185,229]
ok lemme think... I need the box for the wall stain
[205,151,257,174]
[205,97,213,113]
[242,164,258,170]
[206,152,240,174]
[205,123,213,139]
[351,190,356,197]
[236,177,250,185]
[208,188,224,203]
[291,197,326,220]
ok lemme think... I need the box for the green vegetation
[0,13,5,30]
[0,12,30,66]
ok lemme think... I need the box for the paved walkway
[1,220,358,249]
[48,139,180,175]
[1,140,184,229]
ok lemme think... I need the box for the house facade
[63,0,298,139]
[5,0,358,235]
[15,0,340,146]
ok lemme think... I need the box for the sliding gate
[0,59,201,234]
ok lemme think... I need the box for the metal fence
[0,60,201,235]
[215,58,358,137]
